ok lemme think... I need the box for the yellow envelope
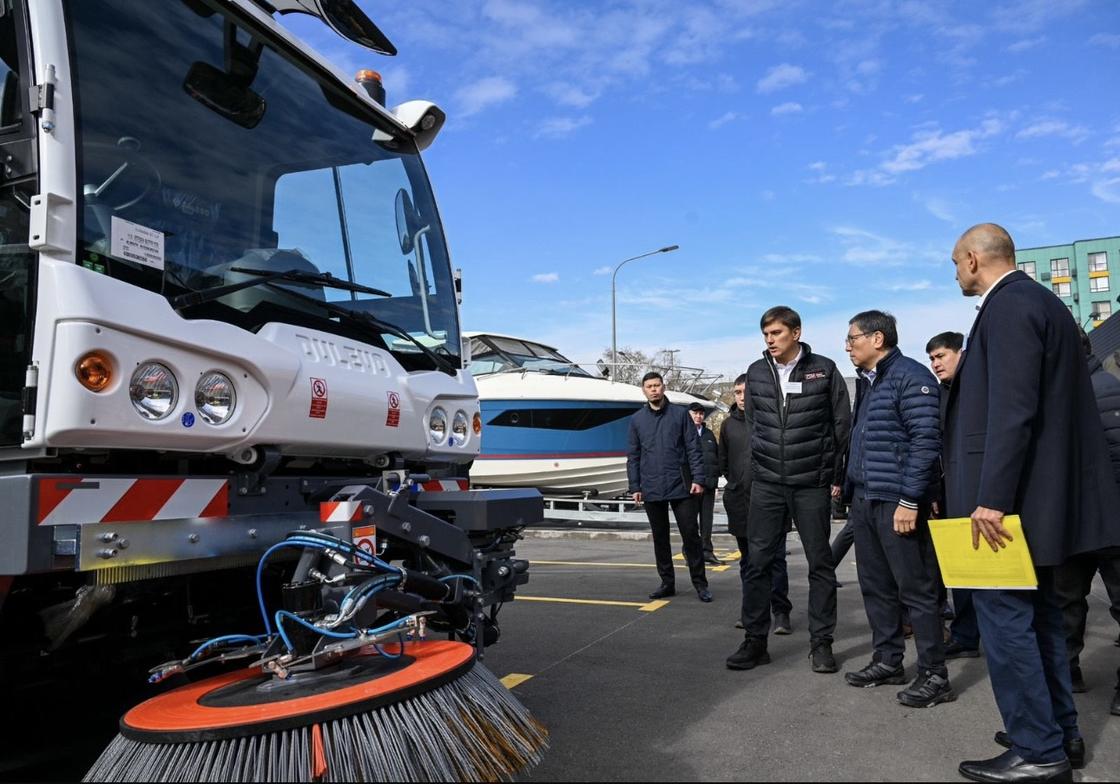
[928,515,1037,589]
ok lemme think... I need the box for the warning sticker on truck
[386,391,401,427]
[110,216,165,271]
[310,377,328,418]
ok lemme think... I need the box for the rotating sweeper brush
[84,528,547,782]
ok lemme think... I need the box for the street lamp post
[611,244,679,378]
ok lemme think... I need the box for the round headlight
[452,410,469,445]
[129,362,178,420]
[429,406,448,445]
[195,372,236,425]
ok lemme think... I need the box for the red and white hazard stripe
[417,479,469,492]
[37,478,229,526]
[320,500,364,523]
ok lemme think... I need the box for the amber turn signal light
[76,351,113,392]
[472,412,482,435]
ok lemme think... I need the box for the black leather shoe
[772,612,792,635]
[897,670,956,708]
[945,639,981,659]
[994,732,1084,770]
[809,641,838,673]
[845,659,907,688]
[1069,665,1086,693]
[1111,688,1120,716]
[959,750,1072,783]
[696,588,713,602]
[726,637,770,670]
[703,556,724,566]
[648,584,675,600]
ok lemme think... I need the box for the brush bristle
[84,662,547,782]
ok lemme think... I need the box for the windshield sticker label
[386,391,401,427]
[310,378,328,419]
[110,216,165,271]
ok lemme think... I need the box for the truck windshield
[65,0,460,370]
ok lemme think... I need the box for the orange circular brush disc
[120,639,475,743]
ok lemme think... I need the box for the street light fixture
[611,244,680,378]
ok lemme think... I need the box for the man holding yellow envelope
[945,223,1120,783]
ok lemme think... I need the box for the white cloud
[923,197,955,222]
[831,226,941,267]
[1016,119,1090,143]
[759,252,824,264]
[455,76,517,117]
[1089,33,1120,48]
[708,111,740,129]
[991,0,1089,34]
[545,82,600,108]
[532,272,560,283]
[771,101,803,116]
[593,266,612,276]
[886,280,933,291]
[756,63,809,93]
[534,115,593,139]
[880,118,1003,175]
[1006,37,1045,52]
[1093,158,1120,203]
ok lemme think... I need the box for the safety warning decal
[352,524,377,556]
[386,391,401,427]
[309,377,328,419]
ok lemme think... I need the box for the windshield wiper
[169,267,390,310]
[261,281,459,375]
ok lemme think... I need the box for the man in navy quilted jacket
[841,310,953,708]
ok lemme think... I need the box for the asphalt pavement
[482,524,1120,782]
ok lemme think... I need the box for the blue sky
[282,0,1120,378]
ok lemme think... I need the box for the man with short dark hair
[1052,330,1120,708]
[946,222,1120,781]
[689,402,723,565]
[842,310,952,707]
[720,373,793,634]
[726,306,851,673]
[628,372,712,602]
[926,330,980,661]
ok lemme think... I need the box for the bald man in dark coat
[945,223,1120,783]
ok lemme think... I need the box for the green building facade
[1014,235,1120,329]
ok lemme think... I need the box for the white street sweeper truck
[0,1,546,779]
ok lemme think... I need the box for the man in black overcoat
[945,223,1120,783]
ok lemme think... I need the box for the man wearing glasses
[726,306,850,673]
[842,311,952,707]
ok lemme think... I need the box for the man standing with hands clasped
[842,311,951,707]
[946,223,1120,783]
[726,306,850,673]
[628,372,712,603]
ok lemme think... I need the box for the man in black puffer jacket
[628,372,711,602]
[841,310,952,708]
[1053,332,1120,713]
[726,306,851,674]
[720,374,792,634]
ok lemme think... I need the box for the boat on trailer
[466,333,719,497]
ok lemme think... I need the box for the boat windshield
[467,336,594,377]
[65,0,460,371]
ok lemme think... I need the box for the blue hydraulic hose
[188,634,268,662]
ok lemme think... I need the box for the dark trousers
[949,588,980,649]
[735,535,792,620]
[973,568,1079,765]
[698,489,716,559]
[830,516,855,566]
[644,496,707,591]
[1052,550,1120,683]
[743,480,835,642]
[850,492,946,674]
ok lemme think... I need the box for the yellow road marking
[501,673,534,689]
[533,560,681,569]
[516,595,670,613]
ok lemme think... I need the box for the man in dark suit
[689,402,723,565]
[945,223,1120,782]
